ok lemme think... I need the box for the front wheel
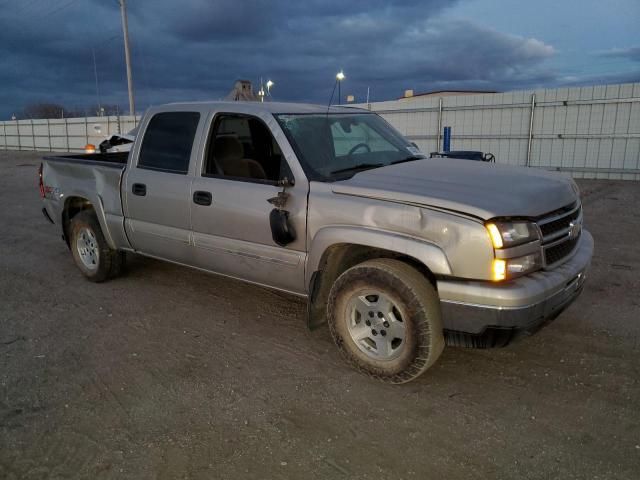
[327,259,444,384]
[70,211,124,282]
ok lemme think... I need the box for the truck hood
[331,158,577,220]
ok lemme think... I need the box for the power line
[12,0,47,16]
[35,0,81,19]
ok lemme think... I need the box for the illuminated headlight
[486,221,539,248]
[492,253,542,281]
[506,252,542,275]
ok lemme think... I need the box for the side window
[203,114,289,183]
[138,112,200,174]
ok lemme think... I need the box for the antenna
[326,79,338,114]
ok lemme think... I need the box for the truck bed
[43,152,129,168]
[41,151,129,250]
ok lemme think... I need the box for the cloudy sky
[0,0,638,118]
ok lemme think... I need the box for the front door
[123,110,201,264]
[190,112,308,294]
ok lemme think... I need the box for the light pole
[266,80,274,97]
[119,0,135,115]
[336,70,345,104]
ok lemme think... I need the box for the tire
[69,210,124,283]
[327,259,444,384]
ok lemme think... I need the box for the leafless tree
[21,102,66,119]
[20,102,125,119]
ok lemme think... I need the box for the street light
[336,70,345,104]
[266,80,274,95]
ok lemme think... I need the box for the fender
[305,225,452,289]
[61,191,117,249]
[43,159,130,251]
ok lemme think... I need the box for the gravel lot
[1,150,639,479]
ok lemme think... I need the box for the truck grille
[544,236,580,265]
[536,202,582,268]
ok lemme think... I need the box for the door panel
[124,168,193,263]
[190,177,307,294]
[122,110,203,263]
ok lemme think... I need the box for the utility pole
[92,48,102,115]
[119,0,135,115]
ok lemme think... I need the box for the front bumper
[437,230,593,347]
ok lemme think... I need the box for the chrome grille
[536,202,582,268]
[539,206,581,238]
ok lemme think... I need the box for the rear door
[189,111,309,294]
[123,109,204,264]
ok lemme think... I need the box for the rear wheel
[327,259,444,384]
[70,211,124,282]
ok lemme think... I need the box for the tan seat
[213,136,266,180]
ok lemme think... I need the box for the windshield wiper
[330,163,384,175]
[391,155,426,165]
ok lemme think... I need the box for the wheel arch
[62,195,114,249]
[306,227,452,330]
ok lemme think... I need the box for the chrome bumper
[438,230,593,345]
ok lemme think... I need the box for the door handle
[132,183,146,196]
[193,190,212,206]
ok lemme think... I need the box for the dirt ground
[0,150,639,479]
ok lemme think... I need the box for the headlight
[485,221,539,248]
[491,252,542,281]
[506,252,542,275]
[487,221,542,281]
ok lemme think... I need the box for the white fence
[0,115,140,153]
[2,82,639,179]
[355,82,640,180]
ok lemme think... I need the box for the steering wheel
[347,143,371,156]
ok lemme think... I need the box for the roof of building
[398,89,498,99]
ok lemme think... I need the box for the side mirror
[269,209,296,246]
[268,176,296,246]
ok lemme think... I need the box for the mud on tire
[327,258,444,384]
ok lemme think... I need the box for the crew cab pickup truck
[40,101,593,383]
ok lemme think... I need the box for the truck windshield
[275,113,424,181]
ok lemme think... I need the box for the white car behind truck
[39,101,593,383]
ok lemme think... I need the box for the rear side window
[138,112,200,174]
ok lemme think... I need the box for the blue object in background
[443,126,451,152]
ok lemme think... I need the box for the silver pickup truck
[40,101,593,383]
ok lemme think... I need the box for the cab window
[138,112,200,174]
[203,114,290,183]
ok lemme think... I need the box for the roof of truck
[163,101,368,115]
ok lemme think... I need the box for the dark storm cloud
[0,0,626,119]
